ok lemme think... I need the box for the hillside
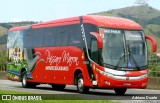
[91,5,160,52]
[0,21,38,50]
[91,5,160,26]
[0,26,8,36]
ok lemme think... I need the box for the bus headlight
[96,68,114,77]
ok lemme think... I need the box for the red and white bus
[7,15,157,95]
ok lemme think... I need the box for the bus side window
[91,39,98,63]
[69,25,83,48]
[32,29,44,47]
[24,30,33,48]
[56,26,69,46]
[44,27,56,47]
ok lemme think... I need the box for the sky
[0,0,159,22]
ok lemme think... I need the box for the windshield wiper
[127,45,140,71]
[114,32,127,70]
[115,40,127,70]
[114,45,141,71]
[114,52,126,70]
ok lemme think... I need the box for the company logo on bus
[126,77,129,80]
[44,50,79,71]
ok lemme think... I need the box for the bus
[7,15,157,95]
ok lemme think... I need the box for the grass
[0,89,31,94]
[0,100,117,103]
[0,89,118,103]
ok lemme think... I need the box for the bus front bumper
[96,68,148,89]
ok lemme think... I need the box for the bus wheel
[114,88,127,95]
[77,73,89,93]
[51,84,66,90]
[21,71,28,88]
[21,71,36,88]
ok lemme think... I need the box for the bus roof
[9,25,31,31]
[9,15,142,31]
[32,15,142,30]
[82,15,142,30]
[32,16,80,29]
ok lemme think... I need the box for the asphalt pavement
[0,80,160,103]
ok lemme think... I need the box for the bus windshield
[101,28,147,70]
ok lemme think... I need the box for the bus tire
[21,71,36,88]
[77,73,89,93]
[114,88,127,95]
[51,84,66,90]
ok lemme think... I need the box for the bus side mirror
[90,32,103,49]
[145,35,157,52]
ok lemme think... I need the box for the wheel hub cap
[78,78,84,90]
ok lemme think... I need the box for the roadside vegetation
[148,52,160,77]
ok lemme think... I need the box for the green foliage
[148,16,160,25]
[0,50,7,71]
[148,52,160,77]
[117,14,160,27]
[0,21,38,29]
[117,13,148,26]
[0,23,12,29]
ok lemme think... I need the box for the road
[0,80,160,102]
